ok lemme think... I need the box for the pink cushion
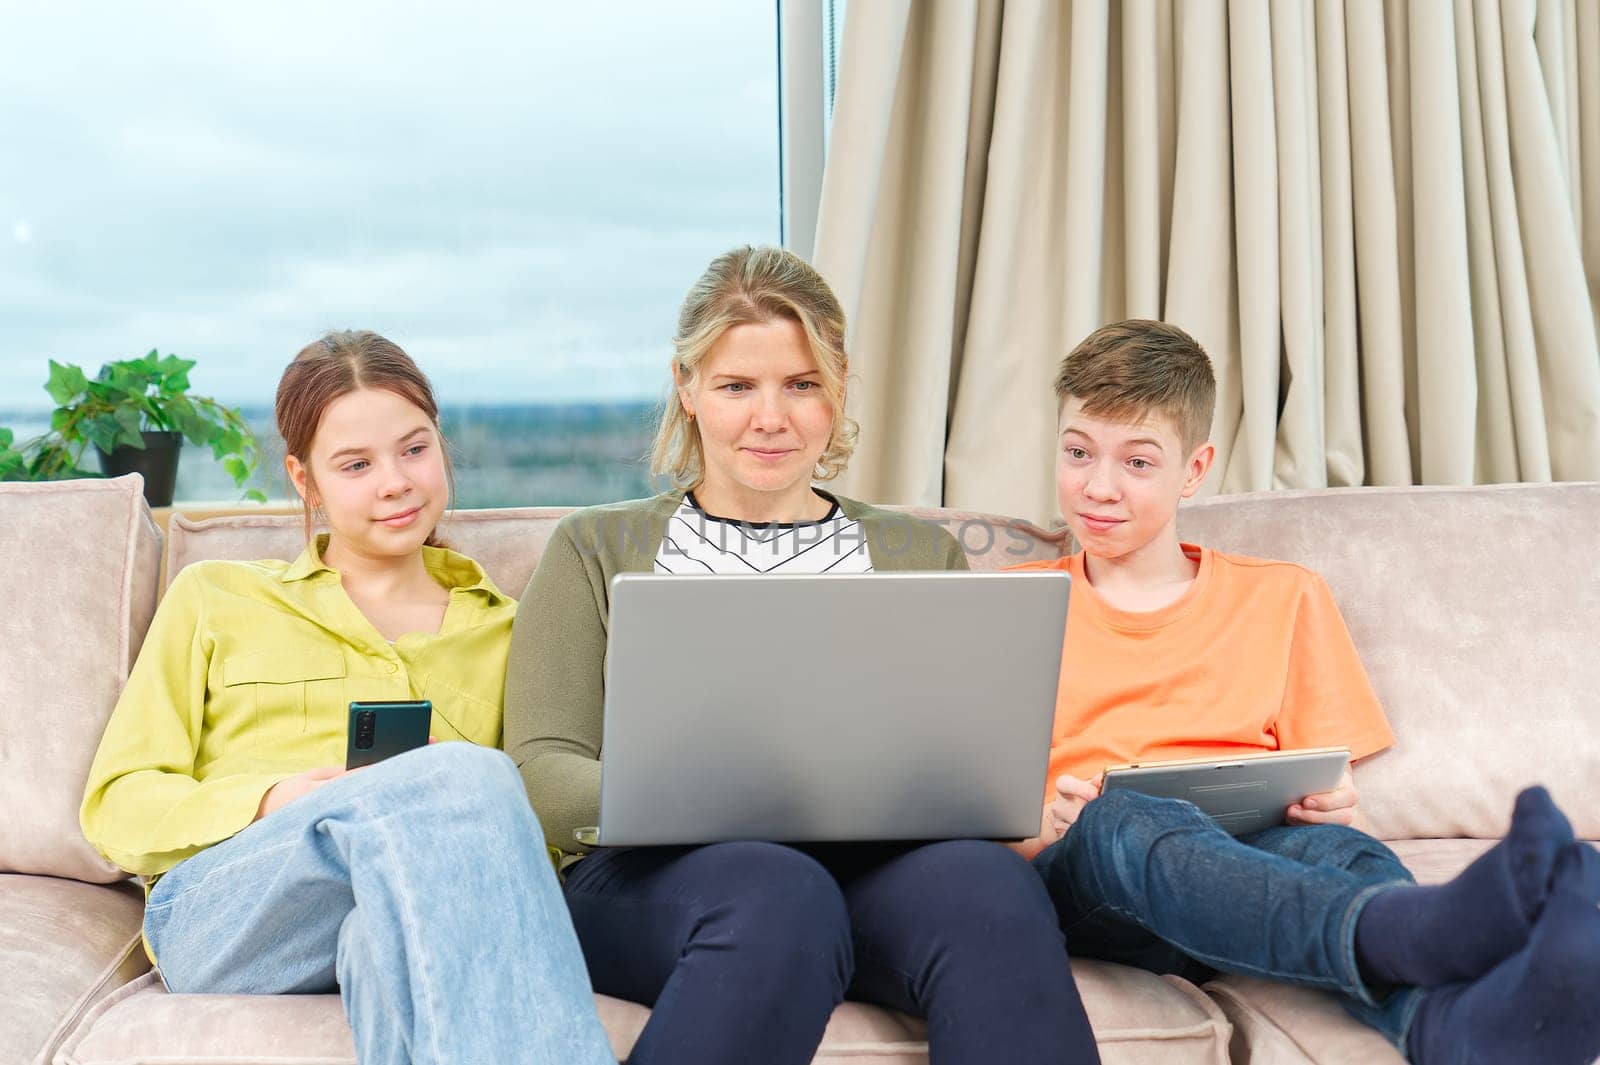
[165,507,572,597]
[0,476,161,881]
[893,505,1068,570]
[57,959,1232,1064]
[0,875,147,1065]
[1176,483,1600,841]
[167,504,1068,591]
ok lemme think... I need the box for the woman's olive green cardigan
[502,489,968,857]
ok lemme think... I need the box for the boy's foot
[1355,786,1573,987]
[1405,842,1600,1065]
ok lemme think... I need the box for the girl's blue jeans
[144,743,615,1065]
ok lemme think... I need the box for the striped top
[654,492,875,575]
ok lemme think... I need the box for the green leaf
[244,488,268,504]
[103,364,149,401]
[138,395,174,433]
[161,396,205,444]
[46,361,90,405]
[156,354,195,392]
[0,427,11,450]
[84,379,122,407]
[86,414,129,454]
[112,405,144,448]
[131,350,161,376]
[222,456,248,484]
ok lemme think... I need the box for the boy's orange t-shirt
[1009,545,1396,812]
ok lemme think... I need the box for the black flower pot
[97,430,183,506]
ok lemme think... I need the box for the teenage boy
[1009,320,1599,1064]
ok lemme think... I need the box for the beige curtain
[812,0,1600,524]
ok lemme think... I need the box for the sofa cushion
[167,505,1065,591]
[0,476,161,881]
[55,959,1231,1064]
[1,875,147,1065]
[165,507,573,596]
[1175,483,1600,842]
[1204,976,1401,1065]
[1383,837,1497,885]
[895,505,1068,570]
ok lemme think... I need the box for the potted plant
[0,350,265,506]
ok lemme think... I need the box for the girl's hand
[255,766,351,822]
[1288,766,1363,829]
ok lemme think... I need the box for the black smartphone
[346,700,433,769]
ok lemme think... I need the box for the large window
[0,2,779,505]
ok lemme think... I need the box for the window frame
[778,0,826,260]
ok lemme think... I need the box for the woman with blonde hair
[82,331,614,1065]
[504,247,1099,1065]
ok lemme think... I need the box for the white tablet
[1099,747,1351,836]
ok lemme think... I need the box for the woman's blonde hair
[649,244,858,488]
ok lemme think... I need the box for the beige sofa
[4,474,1596,1065]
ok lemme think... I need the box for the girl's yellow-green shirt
[80,536,516,878]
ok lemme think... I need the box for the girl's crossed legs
[146,743,614,1065]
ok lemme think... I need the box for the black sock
[1355,786,1571,988]
[1405,843,1600,1065]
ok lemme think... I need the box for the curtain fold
[814,0,1600,524]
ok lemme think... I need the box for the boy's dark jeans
[1033,788,1424,1050]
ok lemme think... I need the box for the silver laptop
[589,570,1071,847]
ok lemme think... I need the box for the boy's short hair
[1054,319,1216,452]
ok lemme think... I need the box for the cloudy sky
[0,2,779,412]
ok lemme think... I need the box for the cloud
[0,1,782,408]
[0,217,762,407]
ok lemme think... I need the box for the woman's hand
[255,767,352,822]
[1288,766,1367,831]
[1048,772,1103,840]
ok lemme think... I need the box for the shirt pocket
[423,675,502,747]
[222,647,347,735]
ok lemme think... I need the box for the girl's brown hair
[275,330,453,547]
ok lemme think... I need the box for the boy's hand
[1288,767,1365,830]
[1001,772,1104,859]
[1048,773,1103,840]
